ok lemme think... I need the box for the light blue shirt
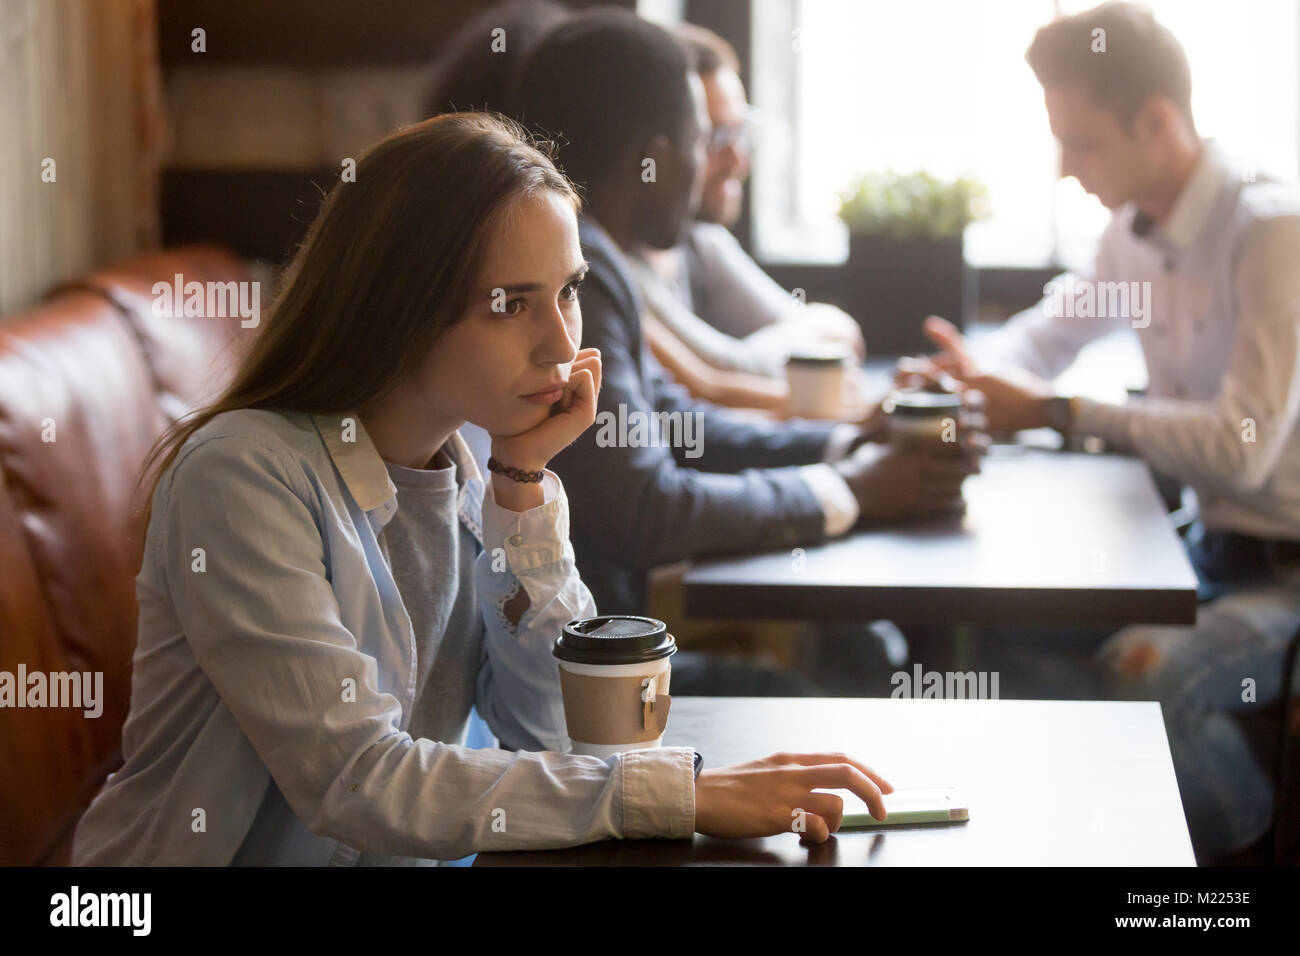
[71,408,695,865]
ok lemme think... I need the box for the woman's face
[416,190,587,437]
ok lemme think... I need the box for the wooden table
[476,696,1196,866]
[683,448,1198,626]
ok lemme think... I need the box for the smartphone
[821,786,969,829]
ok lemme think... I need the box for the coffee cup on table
[553,615,677,758]
[883,388,966,456]
[785,345,852,419]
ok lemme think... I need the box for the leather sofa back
[0,247,251,864]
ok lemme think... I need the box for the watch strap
[1046,395,1076,436]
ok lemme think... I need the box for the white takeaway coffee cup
[785,346,852,419]
[553,615,677,759]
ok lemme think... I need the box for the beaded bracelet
[486,456,545,484]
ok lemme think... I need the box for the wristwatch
[692,751,703,779]
[1044,395,1077,436]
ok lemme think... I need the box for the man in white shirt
[914,2,1300,863]
[633,24,865,379]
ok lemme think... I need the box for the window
[750,0,1300,270]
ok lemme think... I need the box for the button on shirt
[977,140,1300,539]
[70,408,695,865]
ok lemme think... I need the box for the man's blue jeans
[1097,523,1300,862]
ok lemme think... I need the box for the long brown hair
[138,112,579,537]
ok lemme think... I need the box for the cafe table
[475,696,1195,866]
[682,447,1198,627]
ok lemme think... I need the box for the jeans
[1097,522,1300,862]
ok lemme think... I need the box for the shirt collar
[310,412,481,516]
[1147,139,1231,253]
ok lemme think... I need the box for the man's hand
[896,316,1054,434]
[957,366,1053,432]
[920,315,976,377]
[832,438,983,524]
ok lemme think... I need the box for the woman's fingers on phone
[772,751,893,794]
[794,809,832,843]
[793,763,888,820]
[802,790,846,834]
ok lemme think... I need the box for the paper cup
[553,616,676,758]
[786,348,850,419]
[884,388,965,456]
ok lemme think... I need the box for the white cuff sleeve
[798,462,860,537]
[822,422,861,462]
[481,470,569,575]
[619,747,696,839]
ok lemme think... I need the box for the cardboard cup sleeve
[558,667,672,747]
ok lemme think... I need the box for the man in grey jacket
[514,11,982,615]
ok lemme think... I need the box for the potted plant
[837,170,988,354]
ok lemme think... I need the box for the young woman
[71,113,892,865]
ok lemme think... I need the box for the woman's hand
[488,349,602,512]
[695,751,893,842]
[490,348,602,472]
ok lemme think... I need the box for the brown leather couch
[0,247,252,865]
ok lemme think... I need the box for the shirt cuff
[798,462,861,537]
[481,469,572,573]
[822,422,861,462]
[619,746,696,839]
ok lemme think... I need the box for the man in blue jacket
[513,11,982,616]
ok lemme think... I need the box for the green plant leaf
[837,169,989,238]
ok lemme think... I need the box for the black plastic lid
[883,388,963,418]
[553,615,678,665]
[786,349,851,366]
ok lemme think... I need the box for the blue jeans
[1097,523,1300,862]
